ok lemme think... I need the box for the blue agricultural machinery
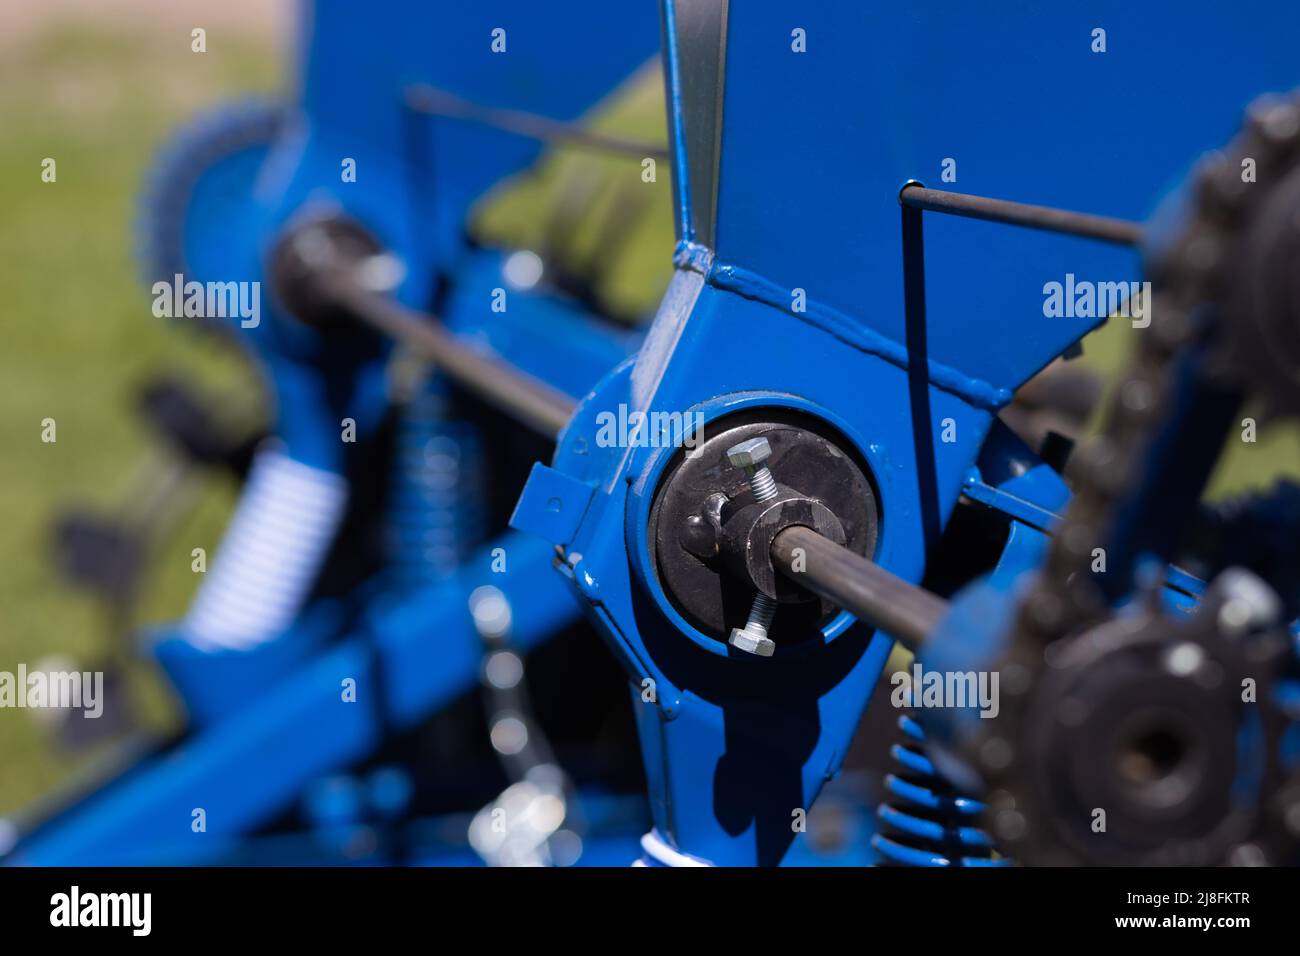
[8,0,1300,870]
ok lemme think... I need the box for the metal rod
[899,183,1144,247]
[770,525,948,649]
[405,84,670,160]
[322,274,577,439]
[328,270,947,646]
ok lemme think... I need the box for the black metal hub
[268,214,385,330]
[647,409,878,646]
[719,487,846,600]
[984,591,1293,865]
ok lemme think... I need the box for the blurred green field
[0,22,277,813]
[1,18,1296,823]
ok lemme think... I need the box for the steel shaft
[322,273,578,439]
[770,525,947,649]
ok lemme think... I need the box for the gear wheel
[965,92,1300,865]
[984,572,1294,865]
[135,98,289,342]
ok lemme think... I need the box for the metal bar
[405,84,670,160]
[770,525,948,649]
[322,274,577,439]
[899,183,1144,247]
[335,275,947,643]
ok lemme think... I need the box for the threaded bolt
[725,437,779,657]
[727,437,779,504]
[744,592,777,637]
[749,466,778,502]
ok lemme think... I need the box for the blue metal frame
[19,0,1300,869]
[510,0,1300,865]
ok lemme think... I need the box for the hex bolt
[725,437,779,657]
[732,591,777,657]
[728,437,779,504]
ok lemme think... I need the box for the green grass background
[1,21,1294,820]
[0,24,277,814]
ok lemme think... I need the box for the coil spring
[871,714,1008,866]
[388,393,484,588]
